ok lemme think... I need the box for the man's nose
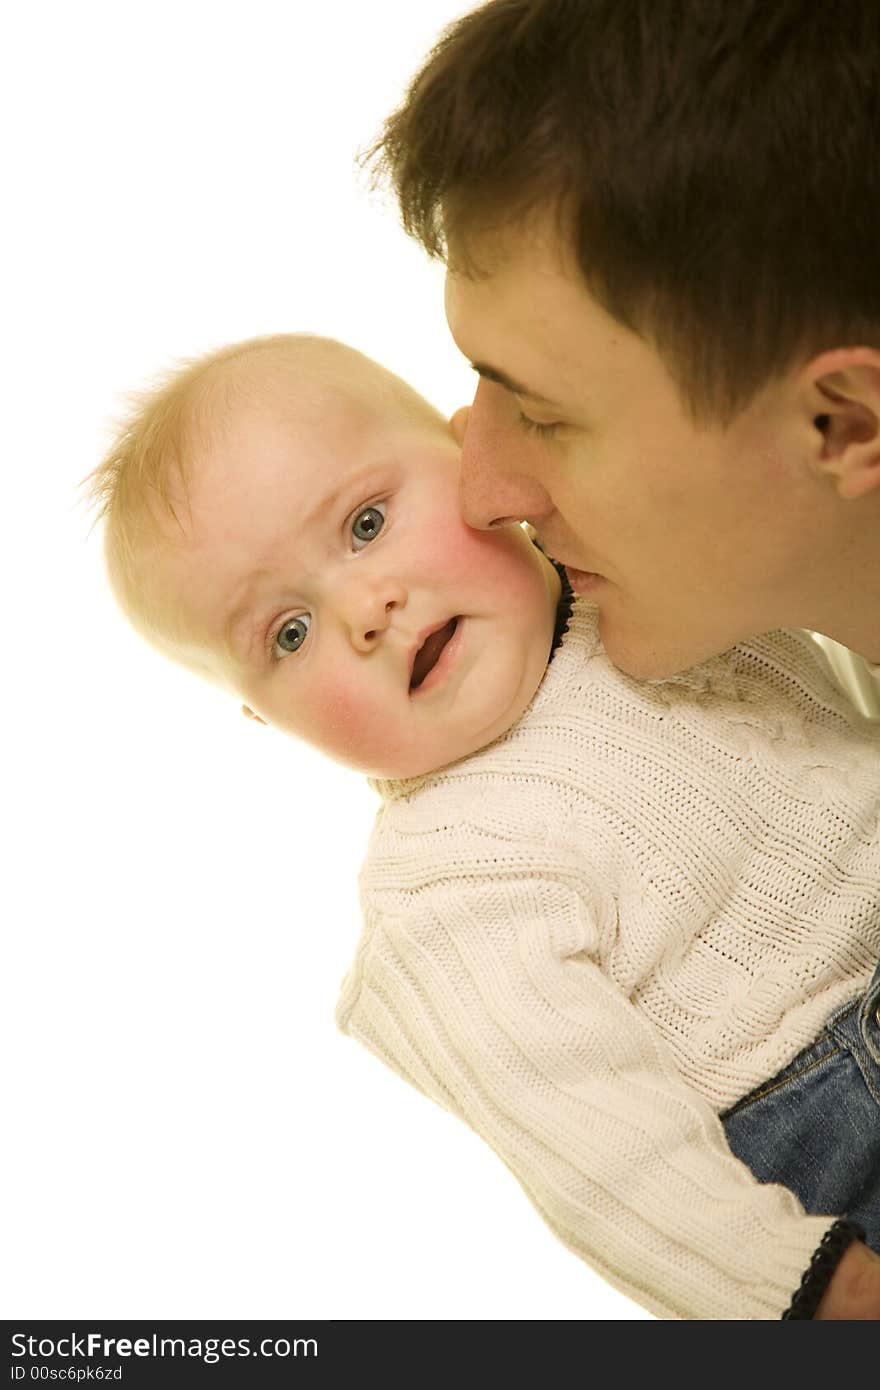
[335,574,408,652]
[458,383,554,530]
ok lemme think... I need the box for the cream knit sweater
[336,604,880,1320]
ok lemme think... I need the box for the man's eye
[517,412,561,440]
[274,614,311,658]
[351,502,387,549]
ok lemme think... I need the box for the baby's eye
[351,502,387,550]
[274,613,311,658]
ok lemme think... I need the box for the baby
[88,333,880,1320]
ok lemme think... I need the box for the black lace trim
[781,1218,866,1319]
[544,553,575,665]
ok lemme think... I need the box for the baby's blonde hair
[84,332,445,686]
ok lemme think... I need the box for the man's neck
[800,548,880,664]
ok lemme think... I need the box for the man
[370,0,880,1317]
[371,0,880,695]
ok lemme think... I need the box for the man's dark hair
[369,0,880,422]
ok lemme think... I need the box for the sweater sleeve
[337,872,833,1321]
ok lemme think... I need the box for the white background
[3,1,648,1319]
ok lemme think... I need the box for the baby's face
[162,356,560,778]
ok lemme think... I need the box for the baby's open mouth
[409,618,459,690]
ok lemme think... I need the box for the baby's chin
[360,744,479,783]
[361,694,542,782]
[387,647,556,779]
[348,737,471,782]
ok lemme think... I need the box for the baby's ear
[449,405,470,445]
[241,704,267,725]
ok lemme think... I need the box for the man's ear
[241,704,267,725]
[449,405,470,446]
[806,348,880,500]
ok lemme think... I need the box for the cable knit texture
[336,603,880,1320]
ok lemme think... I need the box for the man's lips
[564,566,605,594]
[409,617,459,691]
[531,537,605,593]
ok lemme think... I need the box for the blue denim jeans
[721,961,880,1251]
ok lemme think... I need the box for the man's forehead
[445,237,580,409]
[446,203,577,285]
[445,218,583,346]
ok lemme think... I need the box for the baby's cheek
[298,679,399,772]
[416,511,510,583]
[462,523,547,599]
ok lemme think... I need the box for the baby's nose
[343,579,408,651]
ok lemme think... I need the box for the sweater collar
[546,554,575,666]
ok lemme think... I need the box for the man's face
[160,359,559,778]
[445,219,827,678]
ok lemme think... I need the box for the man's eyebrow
[469,361,562,409]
